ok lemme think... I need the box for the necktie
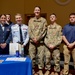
[19,25,23,43]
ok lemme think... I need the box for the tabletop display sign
[9,43,21,55]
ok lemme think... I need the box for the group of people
[0,6,75,75]
[0,13,29,55]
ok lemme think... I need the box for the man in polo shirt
[62,13,75,75]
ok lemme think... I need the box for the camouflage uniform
[28,17,47,69]
[44,23,62,72]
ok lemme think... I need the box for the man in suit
[0,14,11,54]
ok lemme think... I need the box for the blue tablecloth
[0,55,32,75]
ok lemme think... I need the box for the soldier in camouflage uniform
[44,13,62,75]
[28,6,47,75]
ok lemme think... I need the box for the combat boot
[37,70,43,75]
[54,72,59,75]
[50,72,55,75]
[44,70,50,75]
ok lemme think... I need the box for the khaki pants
[29,42,45,69]
[44,46,60,72]
[63,45,75,75]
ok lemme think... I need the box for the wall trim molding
[55,0,71,5]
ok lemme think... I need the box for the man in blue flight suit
[0,14,11,54]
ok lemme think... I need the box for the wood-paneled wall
[0,0,75,27]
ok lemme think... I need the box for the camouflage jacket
[44,23,62,47]
[28,17,47,43]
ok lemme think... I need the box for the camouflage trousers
[63,45,75,75]
[44,46,60,72]
[29,42,45,69]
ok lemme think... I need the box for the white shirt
[11,24,29,46]
[1,24,4,31]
